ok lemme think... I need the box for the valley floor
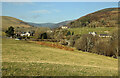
[2,38,118,76]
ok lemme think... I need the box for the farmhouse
[15,32,21,37]
[61,26,68,29]
[89,32,97,36]
[47,30,53,33]
[20,32,30,37]
[99,34,112,38]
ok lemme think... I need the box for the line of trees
[68,32,118,58]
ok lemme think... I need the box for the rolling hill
[67,8,119,28]
[28,22,56,28]
[54,20,73,28]
[1,16,32,31]
[1,16,72,32]
[28,20,73,28]
[1,8,118,31]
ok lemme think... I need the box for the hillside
[67,8,119,28]
[2,38,118,76]
[1,16,32,31]
[28,22,56,28]
[28,20,72,28]
[54,20,73,28]
[68,27,117,35]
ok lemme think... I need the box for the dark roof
[99,34,109,36]
[22,32,26,34]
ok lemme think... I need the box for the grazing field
[2,38,118,76]
[68,27,117,35]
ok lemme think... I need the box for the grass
[1,16,31,31]
[2,38,118,76]
[68,27,117,35]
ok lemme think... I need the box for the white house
[61,26,68,29]
[99,34,112,38]
[89,32,97,36]
[21,32,30,37]
[25,32,30,36]
[47,30,53,33]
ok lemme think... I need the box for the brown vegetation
[32,41,74,51]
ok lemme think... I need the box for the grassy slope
[2,38,118,76]
[68,27,117,35]
[67,8,118,28]
[1,16,32,31]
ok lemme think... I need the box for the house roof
[99,34,109,36]
[89,32,97,34]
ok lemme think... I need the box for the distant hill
[28,22,56,28]
[1,16,72,31]
[67,8,119,28]
[1,16,32,31]
[54,20,73,28]
[28,20,73,28]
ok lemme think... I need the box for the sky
[1,0,120,2]
[2,2,118,23]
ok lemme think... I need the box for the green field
[2,38,118,76]
[68,27,117,35]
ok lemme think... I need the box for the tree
[72,32,74,35]
[66,31,71,36]
[5,26,15,37]
[33,27,48,39]
[75,34,99,52]
[68,34,81,47]
[41,33,47,39]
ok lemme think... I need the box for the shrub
[92,38,118,58]
[53,29,71,40]
[5,26,15,37]
[110,38,118,58]
[60,39,68,45]
[68,40,75,47]
[68,34,81,47]
[41,33,47,39]
[75,34,99,52]
[34,27,49,39]
[92,39,110,55]
[66,31,71,36]
[46,32,54,39]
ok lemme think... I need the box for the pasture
[2,38,118,76]
[68,27,117,35]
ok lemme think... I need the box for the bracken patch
[35,41,74,51]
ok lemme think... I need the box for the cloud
[31,9,60,14]
[31,15,41,19]
[19,14,41,20]
[32,10,51,14]
[53,9,61,13]
[19,16,29,20]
